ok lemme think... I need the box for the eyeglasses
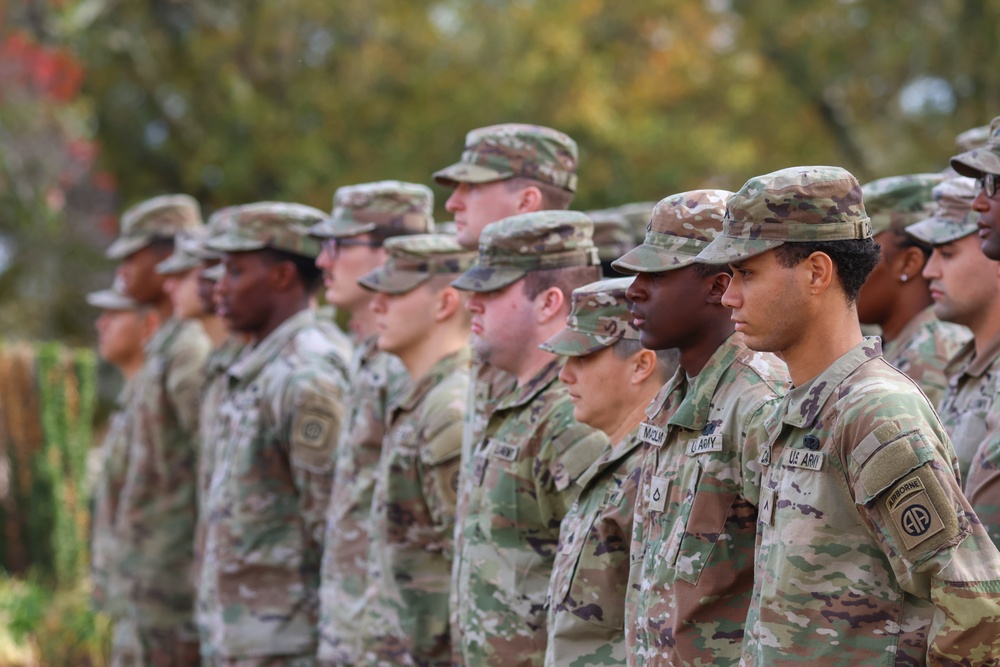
[320,238,382,257]
[976,173,1000,199]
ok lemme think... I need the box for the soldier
[951,115,1000,547]
[857,174,970,406]
[613,191,790,666]
[105,194,209,666]
[197,202,350,666]
[904,177,1000,481]
[583,208,635,277]
[538,278,678,665]
[309,181,432,665]
[353,234,477,666]
[449,210,609,665]
[87,283,159,617]
[157,227,230,353]
[698,165,1000,664]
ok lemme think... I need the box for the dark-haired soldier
[698,166,1000,665]
[197,203,350,666]
[106,194,209,666]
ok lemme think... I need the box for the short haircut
[521,265,603,302]
[890,229,932,261]
[693,262,733,279]
[260,248,324,295]
[504,177,574,210]
[146,237,176,256]
[773,239,881,304]
[611,338,679,381]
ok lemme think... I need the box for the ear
[271,260,299,292]
[631,348,658,385]
[805,251,835,295]
[517,185,544,213]
[534,286,567,324]
[706,272,731,305]
[897,246,927,282]
[435,286,462,322]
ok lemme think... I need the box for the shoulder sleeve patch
[290,396,342,473]
[877,463,963,564]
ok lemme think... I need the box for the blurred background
[2,0,999,345]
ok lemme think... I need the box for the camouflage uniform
[537,278,677,666]
[860,174,970,406]
[348,235,476,666]
[698,166,1000,665]
[951,117,1000,550]
[450,211,609,665]
[197,204,350,664]
[906,177,987,479]
[86,285,141,615]
[309,182,434,665]
[105,195,209,666]
[613,192,791,666]
[584,208,635,276]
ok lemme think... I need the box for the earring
[900,275,908,282]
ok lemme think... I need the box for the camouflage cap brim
[432,162,512,188]
[105,234,153,260]
[904,217,978,245]
[951,148,1000,179]
[695,236,785,264]
[201,263,225,282]
[205,234,322,259]
[612,243,698,274]
[451,264,524,293]
[539,328,615,357]
[155,252,200,276]
[307,217,376,239]
[357,267,431,295]
[86,288,139,311]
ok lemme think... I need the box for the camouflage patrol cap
[585,209,635,261]
[432,123,579,193]
[155,228,209,275]
[451,210,600,293]
[201,263,225,282]
[862,174,944,236]
[539,277,638,356]
[956,124,991,153]
[106,194,202,260]
[904,177,979,245]
[193,206,243,260]
[309,181,434,239]
[205,201,327,258]
[696,166,871,264]
[951,116,1000,178]
[87,279,140,311]
[357,234,477,295]
[612,190,732,274]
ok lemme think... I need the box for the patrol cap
[613,190,731,274]
[105,194,202,260]
[87,280,140,311]
[861,174,944,236]
[951,116,1000,179]
[452,210,599,293]
[193,206,243,260]
[904,177,979,245]
[585,209,635,262]
[205,201,327,258]
[539,277,638,356]
[956,124,991,153]
[357,234,477,295]
[201,263,225,282]
[155,228,209,275]
[309,181,434,239]
[696,166,871,264]
[432,123,579,193]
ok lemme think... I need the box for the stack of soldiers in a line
[87,118,1000,667]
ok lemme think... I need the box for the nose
[558,357,578,385]
[445,185,466,213]
[721,274,742,309]
[465,292,485,314]
[316,244,335,270]
[370,292,388,314]
[973,189,990,213]
[922,249,942,280]
[626,274,648,303]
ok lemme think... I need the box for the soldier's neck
[781,311,863,387]
[969,301,1000,359]
[348,307,379,340]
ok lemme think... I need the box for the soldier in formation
[90,116,1000,667]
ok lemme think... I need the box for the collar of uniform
[228,309,316,382]
[777,336,883,430]
[208,335,246,373]
[666,333,744,432]
[644,365,686,421]
[394,346,471,413]
[964,328,1000,377]
[575,426,642,490]
[144,316,183,357]
[495,357,563,412]
[882,305,937,362]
